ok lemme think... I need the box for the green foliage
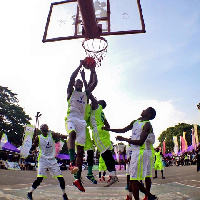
[158,123,200,153]
[0,86,31,147]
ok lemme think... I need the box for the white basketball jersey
[145,132,155,150]
[38,132,55,159]
[67,90,87,119]
[131,120,148,150]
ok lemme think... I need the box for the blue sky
[0,0,200,147]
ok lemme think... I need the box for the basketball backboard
[42,0,145,42]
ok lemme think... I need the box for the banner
[162,140,166,156]
[20,124,35,158]
[0,133,8,150]
[173,136,179,155]
[191,128,197,150]
[194,124,199,147]
[180,136,186,152]
[183,132,188,150]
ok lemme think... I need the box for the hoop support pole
[77,0,101,38]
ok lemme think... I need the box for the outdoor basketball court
[0,165,200,200]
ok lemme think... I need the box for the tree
[0,86,31,147]
[158,123,200,153]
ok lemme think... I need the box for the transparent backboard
[43,0,145,42]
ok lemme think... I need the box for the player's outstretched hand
[80,60,84,66]
[116,136,125,141]
[80,69,85,79]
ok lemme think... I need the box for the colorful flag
[0,133,8,150]
[183,132,188,150]
[173,136,179,155]
[180,136,186,152]
[194,124,199,148]
[162,140,166,156]
[191,128,197,150]
[20,124,35,158]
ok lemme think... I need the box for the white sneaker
[104,175,118,187]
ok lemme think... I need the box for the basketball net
[82,37,108,67]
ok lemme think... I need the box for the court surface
[0,165,200,200]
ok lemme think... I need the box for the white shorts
[129,150,147,181]
[37,158,63,178]
[126,162,130,175]
[65,116,86,146]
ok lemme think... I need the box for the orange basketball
[83,57,96,69]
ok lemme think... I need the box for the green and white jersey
[131,120,149,150]
[90,105,105,129]
[67,90,87,120]
[85,104,91,127]
[38,132,55,160]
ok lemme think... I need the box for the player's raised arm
[67,60,83,100]
[117,121,152,146]
[105,120,135,133]
[86,67,97,95]
[89,93,98,110]
[51,132,68,141]
[80,68,88,89]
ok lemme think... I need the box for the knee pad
[32,177,43,189]
[57,177,65,190]
[87,150,94,166]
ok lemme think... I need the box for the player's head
[156,147,159,152]
[98,100,107,109]
[141,107,156,120]
[75,79,83,91]
[40,124,48,133]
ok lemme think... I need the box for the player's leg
[99,155,107,182]
[101,150,118,187]
[92,127,117,187]
[48,159,69,200]
[153,170,157,178]
[73,145,85,192]
[57,177,68,200]
[27,160,46,200]
[66,120,78,173]
[27,177,43,200]
[86,149,97,184]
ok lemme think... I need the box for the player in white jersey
[27,124,68,200]
[106,107,158,200]
[65,61,97,192]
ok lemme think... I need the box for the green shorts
[92,125,112,154]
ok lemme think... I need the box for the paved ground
[0,165,200,200]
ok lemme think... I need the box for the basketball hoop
[82,37,108,67]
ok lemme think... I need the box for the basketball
[82,57,96,69]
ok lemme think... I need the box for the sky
[0,0,200,147]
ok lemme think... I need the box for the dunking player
[27,124,68,200]
[65,60,97,192]
[106,107,159,200]
[90,94,118,187]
